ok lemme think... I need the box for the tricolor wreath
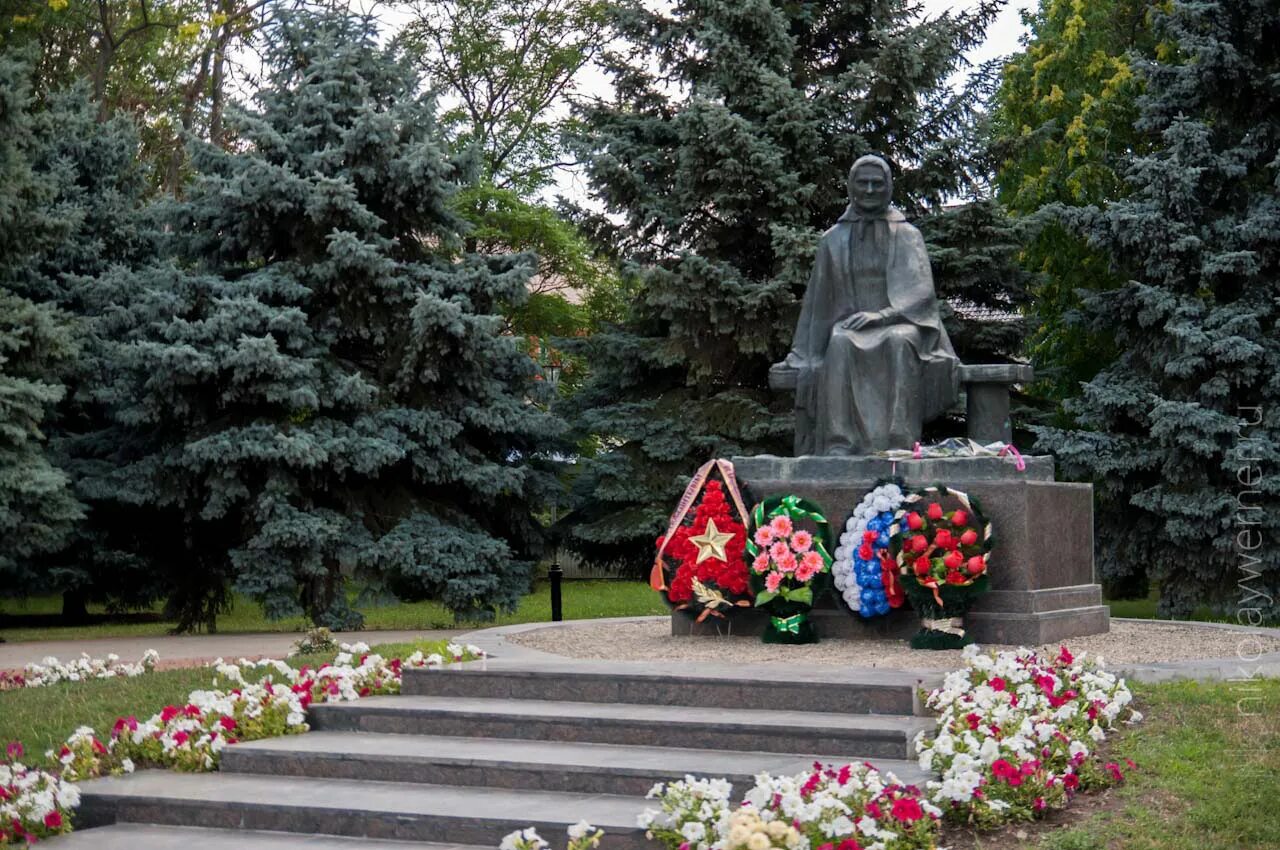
[832,481,907,617]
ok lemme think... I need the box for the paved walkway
[0,629,465,670]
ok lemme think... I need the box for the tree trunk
[61,589,90,624]
[208,22,231,147]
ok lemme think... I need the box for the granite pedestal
[672,454,1110,645]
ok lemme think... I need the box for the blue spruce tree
[560,0,1004,570]
[0,53,85,598]
[24,83,158,621]
[89,11,563,630]
[1034,0,1280,620]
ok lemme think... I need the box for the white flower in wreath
[831,483,903,613]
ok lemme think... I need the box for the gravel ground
[506,618,1280,670]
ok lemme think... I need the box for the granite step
[404,662,934,716]
[221,731,931,795]
[308,695,932,760]
[48,823,491,850]
[75,772,651,850]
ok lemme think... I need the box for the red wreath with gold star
[654,478,752,620]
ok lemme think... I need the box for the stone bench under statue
[673,155,1109,644]
[768,360,1034,445]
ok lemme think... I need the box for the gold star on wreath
[689,518,735,564]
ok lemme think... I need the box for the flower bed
[1,743,77,845]
[916,644,1140,827]
[3,639,484,843]
[0,649,159,691]
[640,764,939,850]
[638,645,1142,849]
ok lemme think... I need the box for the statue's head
[847,155,893,215]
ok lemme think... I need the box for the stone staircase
[63,660,939,849]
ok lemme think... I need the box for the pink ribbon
[998,443,1027,471]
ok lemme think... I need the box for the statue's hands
[841,311,879,331]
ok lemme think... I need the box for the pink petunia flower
[752,553,770,573]
[754,526,775,547]
[769,515,794,537]
[790,529,813,553]
[765,572,783,593]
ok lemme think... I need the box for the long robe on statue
[785,205,959,455]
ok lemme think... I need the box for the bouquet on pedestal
[746,496,833,644]
[890,485,992,649]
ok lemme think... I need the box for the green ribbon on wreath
[770,613,808,635]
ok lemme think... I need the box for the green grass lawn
[1029,677,1280,850]
[1105,592,1241,624]
[0,580,670,643]
[0,640,436,768]
[2,581,1269,645]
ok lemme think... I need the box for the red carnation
[951,510,968,526]
[927,503,944,520]
[960,529,978,546]
[905,512,923,530]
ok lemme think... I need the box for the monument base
[689,454,1110,646]
[672,601,920,641]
